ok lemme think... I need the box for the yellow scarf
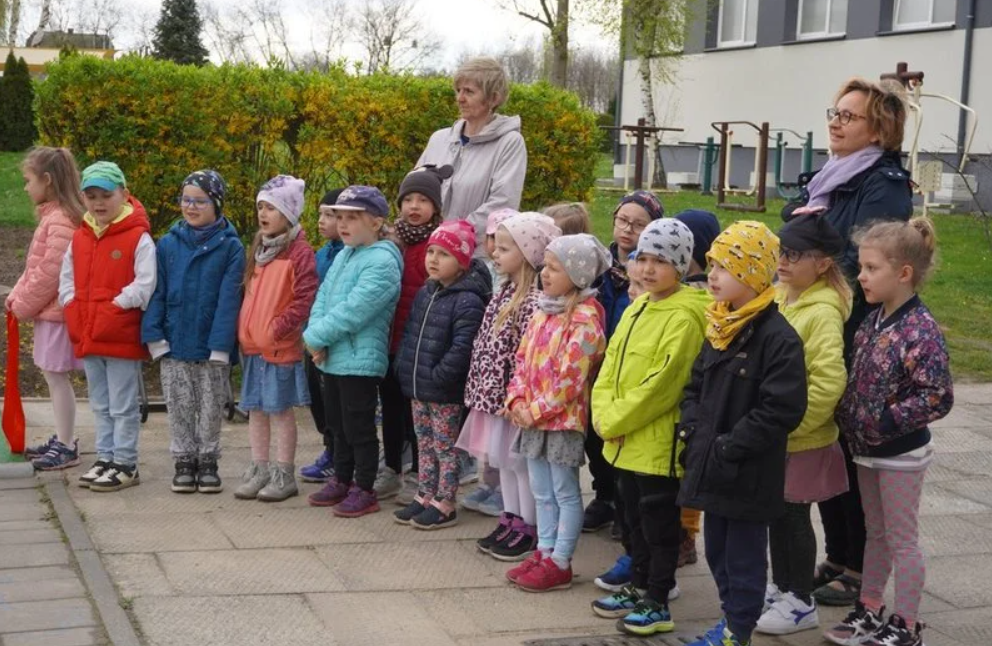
[705,286,776,350]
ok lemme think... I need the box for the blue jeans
[83,356,142,467]
[704,512,769,643]
[527,456,582,566]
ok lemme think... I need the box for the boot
[197,457,223,494]
[234,461,270,500]
[257,462,298,502]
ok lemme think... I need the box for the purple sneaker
[333,487,380,518]
[308,478,350,507]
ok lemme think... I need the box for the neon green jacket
[774,279,849,452]
[592,287,710,477]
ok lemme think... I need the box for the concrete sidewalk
[4,385,992,646]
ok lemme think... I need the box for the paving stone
[932,408,991,429]
[920,483,991,516]
[0,478,37,491]
[0,529,62,546]
[0,577,86,603]
[102,554,174,598]
[930,428,992,453]
[158,548,345,594]
[948,386,991,406]
[919,514,992,557]
[935,479,992,510]
[926,453,992,483]
[211,508,383,548]
[131,595,332,646]
[307,591,459,645]
[0,521,51,533]
[0,565,78,584]
[0,598,96,633]
[1,626,106,646]
[0,503,48,523]
[69,482,312,516]
[925,554,992,608]
[0,543,69,569]
[84,513,233,553]
[926,607,992,643]
[0,490,42,504]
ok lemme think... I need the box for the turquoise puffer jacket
[304,240,403,378]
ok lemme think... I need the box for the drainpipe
[956,0,976,168]
[613,11,627,165]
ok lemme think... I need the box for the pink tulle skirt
[32,320,82,373]
[457,409,525,470]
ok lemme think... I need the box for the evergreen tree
[152,0,209,66]
[0,52,37,151]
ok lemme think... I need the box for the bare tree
[567,47,618,113]
[505,0,569,86]
[355,0,440,75]
[8,0,20,45]
[36,0,52,32]
[201,0,252,63]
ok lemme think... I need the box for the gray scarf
[255,225,300,266]
[537,288,598,315]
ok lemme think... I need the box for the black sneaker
[864,614,923,646]
[89,463,140,492]
[583,498,614,532]
[197,458,223,494]
[171,459,197,493]
[393,500,426,525]
[477,514,514,553]
[410,504,457,530]
[79,460,112,488]
[490,526,537,562]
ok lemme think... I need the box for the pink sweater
[8,203,78,322]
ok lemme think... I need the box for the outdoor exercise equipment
[711,120,770,213]
[772,129,814,200]
[601,118,684,191]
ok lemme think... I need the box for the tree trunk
[549,0,569,87]
[7,0,19,46]
[36,0,51,32]
[637,55,668,189]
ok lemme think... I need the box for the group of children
[8,145,953,646]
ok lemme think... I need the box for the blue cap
[333,185,390,218]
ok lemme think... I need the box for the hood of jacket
[448,114,522,145]
[775,278,850,322]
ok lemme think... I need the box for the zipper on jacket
[606,300,648,468]
[668,423,679,478]
[411,288,439,401]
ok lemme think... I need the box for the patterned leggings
[161,359,228,460]
[858,465,927,626]
[412,400,463,503]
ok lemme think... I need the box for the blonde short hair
[834,77,908,152]
[453,57,510,111]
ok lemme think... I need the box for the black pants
[705,513,768,643]
[379,355,416,474]
[818,440,865,573]
[304,354,333,451]
[618,470,681,604]
[323,374,380,492]
[584,422,615,501]
[769,502,815,600]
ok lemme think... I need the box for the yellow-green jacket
[592,286,710,477]
[774,279,849,453]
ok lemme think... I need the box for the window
[798,0,848,39]
[718,0,759,47]
[893,0,955,30]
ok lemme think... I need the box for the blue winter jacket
[596,243,630,340]
[304,240,403,378]
[315,239,344,283]
[396,259,492,404]
[141,218,245,361]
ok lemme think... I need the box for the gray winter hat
[636,218,695,277]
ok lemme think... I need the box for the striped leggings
[858,465,927,627]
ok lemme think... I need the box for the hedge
[35,55,601,237]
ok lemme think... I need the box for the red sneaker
[506,551,543,584]
[515,557,573,592]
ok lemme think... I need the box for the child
[479,207,517,292]
[755,214,851,635]
[301,188,345,484]
[679,221,808,646]
[380,165,453,503]
[59,161,156,492]
[824,218,953,646]
[625,252,644,300]
[505,233,609,593]
[7,147,85,470]
[142,170,245,494]
[459,212,561,559]
[235,175,318,502]
[543,202,592,235]
[591,219,709,635]
[304,186,402,518]
[394,220,491,528]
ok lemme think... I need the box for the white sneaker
[395,471,419,506]
[756,591,819,635]
[668,584,681,601]
[373,467,402,499]
[763,582,782,613]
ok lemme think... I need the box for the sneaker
[308,478,350,507]
[756,591,819,635]
[668,584,681,602]
[618,598,675,636]
[25,434,59,458]
[592,585,643,619]
[583,498,614,532]
[458,453,479,485]
[678,529,698,567]
[864,614,923,646]
[764,583,782,613]
[461,484,494,512]
[373,466,402,500]
[395,471,419,506]
[171,458,197,493]
[299,449,335,483]
[89,463,140,492]
[234,461,270,500]
[410,503,458,530]
[477,513,515,554]
[257,463,298,502]
[506,551,544,584]
[393,499,426,525]
[515,557,573,592]
[475,488,504,517]
[824,601,886,646]
[685,618,728,646]
[32,440,80,471]
[594,554,633,592]
[490,520,537,562]
[333,487,380,518]
[79,460,112,488]
[197,457,223,494]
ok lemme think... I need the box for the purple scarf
[804,145,884,210]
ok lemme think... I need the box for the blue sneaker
[475,488,504,517]
[592,585,642,618]
[686,619,737,646]
[300,449,334,482]
[462,485,494,512]
[32,440,80,471]
[458,452,479,485]
[618,598,675,636]
[594,554,633,592]
[24,434,57,459]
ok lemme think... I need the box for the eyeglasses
[780,247,824,263]
[826,108,867,125]
[178,197,213,210]
[613,215,648,234]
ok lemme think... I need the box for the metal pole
[634,118,647,190]
[623,132,632,191]
[756,122,769,211]
[774,132,784,196]
[702,136,715,195]
[716,124,729,206]
[803,131,813,174]
[957,0,976,168]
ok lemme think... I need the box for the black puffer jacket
[396,259,492,404]
[676,304,808,523]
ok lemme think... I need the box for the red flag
[3,311,25,454]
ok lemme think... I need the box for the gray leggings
[161,359,228,461]
[769,502,816,601]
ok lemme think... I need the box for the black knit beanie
[397,165,454,214]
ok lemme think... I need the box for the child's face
[777,247,829,291]
[857,245,911,305]
[83,186,129,226]
[257,201,291,236]
[318,205,339,240]
[708,261,757,310]
[492,228,525,276]
[627,262,645,300]
[541,251,575,298]
[400,192,436,226]
[336,210,381,247]
[426,245,464,286]
[637,254,681,300]
[180,185,217,227]
[613,203,651,254]
[485,234,496,259]
[23,169,51,205]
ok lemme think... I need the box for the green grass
[0,151,34,227]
